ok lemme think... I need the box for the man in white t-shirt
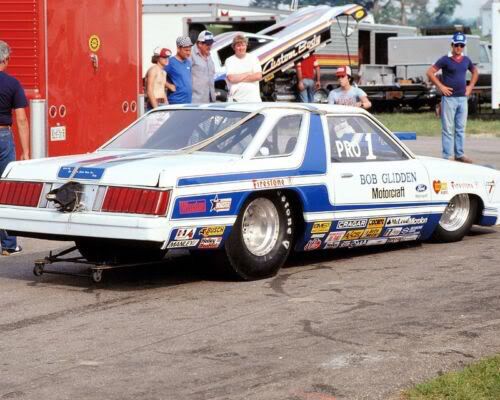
[225,34,262,102]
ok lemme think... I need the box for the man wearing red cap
[145,47,176,110]
[328,66,371,109]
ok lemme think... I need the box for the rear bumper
[0,206,169,243]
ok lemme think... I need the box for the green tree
[432,0,461,25]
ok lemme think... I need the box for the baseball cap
[176,36,193,48]
[153,47,171,58]
[197,30,215,45]
[336,66,352,77]
[451,32,466,45]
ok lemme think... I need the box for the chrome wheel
[439,194,470,232]
[242,198,280,256]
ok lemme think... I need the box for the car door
[325,113,433,245]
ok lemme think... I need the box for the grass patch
[373,111,500,137]
[402,355,500,400]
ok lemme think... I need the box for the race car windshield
[102,109,264,154]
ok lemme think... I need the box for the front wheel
[431,194,477,242]
[225,192,294,280]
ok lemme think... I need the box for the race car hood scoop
[46,181,84,212]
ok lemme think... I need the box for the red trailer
[0,0,142,158]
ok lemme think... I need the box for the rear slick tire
[225,191,294,280]
[431,194,477,243]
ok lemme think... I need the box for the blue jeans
[298,78,315,103]
[441,96,468,159]
[0,128,17,250]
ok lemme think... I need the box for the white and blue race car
[0,103,498,279]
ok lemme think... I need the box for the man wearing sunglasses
[427,32,478,163]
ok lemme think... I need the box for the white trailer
[492,1,500,109]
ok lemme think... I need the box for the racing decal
[366,238,387,246]
[175,228,196,240]
[337,219,368,229]
[386,216,427,227]
[252,177,292,189]
[311,221,331,234]
[371,186,405,199]
[304,238,322,251]
[179,200,206,215]
[415,184,427,192]
[342,229,364,240]
[450,181,476,191]
[387,237,403,244]
[400,225,424,235]
[400,234,420,242]
[199,226,225,237]
[210,195,232,213]
[361,227,382,238]
[485,180,496,201]
[198,237,222,249]
[311,233,326,239]
[360,172,417,185]
[432,180,448,194]
[326,231,345,243]
[384,227,402,237]
[324,241,340,249]
[367,218,386,228]
[58,166,105,180]
[167,239,199,249]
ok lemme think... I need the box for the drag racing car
[0,103,499,280]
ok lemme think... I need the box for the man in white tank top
[145,47,176,110]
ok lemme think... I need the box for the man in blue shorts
[0,40,30,255]
[427,32,478,163]
[165,36,193,104]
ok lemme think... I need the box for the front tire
[225,192,294,280]
[431,194,477,242]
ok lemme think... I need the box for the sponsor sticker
[371,186,405,199]
[450,181,476,191]
[386,216,427,227]
[180,199,206,214]
[199,226,225,237]
[167,239,199,249]
[400,234,420,242]
[361,227,382,238]
[325,231,346,243]
[343,229,364,240]
[415,184,427,193]
[198,237,222,249]
[304,238,322,251]
[366,238,388,246]
[387,237,402,244]
[350,239,369,247]
[384,227,402,236]
[433,180,448,194]
[175,228,196,240]
[485,180,495,201]
[252,177,291,189]
[367,218,386,228]
[400,225,423,235]
[210,194,232,213]
[337,219,367,229]
[311,221,332,234]
[339,241,351,248]
[311,233,326,239]
[324,241,340,249]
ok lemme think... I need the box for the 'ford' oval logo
[416,184,427,192]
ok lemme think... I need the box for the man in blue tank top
[427,32,478,163]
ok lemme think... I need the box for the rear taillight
[0,181,43,207]
[101,187,170,216]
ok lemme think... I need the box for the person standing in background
[427,32,478,163]
[145,47,175,110]
[328,66,371,109]
[191,30,216,103]
[295,54,321,103]
[225,34,262,102]
[0,40,30,255]
[166,36,193,104]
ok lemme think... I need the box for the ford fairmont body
[1,103,499,279]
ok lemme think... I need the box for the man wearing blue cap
[427,32,478,163]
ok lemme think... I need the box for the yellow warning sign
[88,35,101,52]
